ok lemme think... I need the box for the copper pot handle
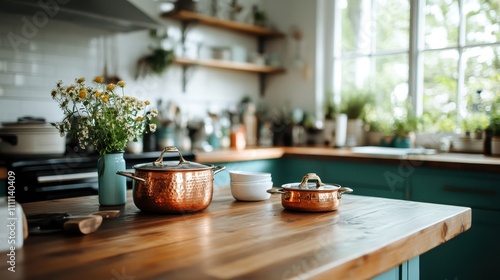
[212,165,226,175]
[298,173,325,189]
[154,146,188,167]
[116,171,147,183]
[267,188,285,194]
[337,187,353,199]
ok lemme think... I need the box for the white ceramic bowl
[229,171,272,183]
[230,181,273,201]
[230,177,272,185]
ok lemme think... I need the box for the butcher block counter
[1,187,471,280]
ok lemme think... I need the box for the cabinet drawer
[411,168,500,210]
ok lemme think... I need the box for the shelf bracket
[257,36,265,53]
[259,73,266,96]
[179,20,199,93]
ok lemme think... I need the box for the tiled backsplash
[0,12,259,123]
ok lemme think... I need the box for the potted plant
[461,113,490,139]
[340,90,373,147]
[50,77,157,206]
[323,91,337,146]
[136,29,175,78]
[490,115,500,156]
[392,114,418,148]
[363,105,394,146]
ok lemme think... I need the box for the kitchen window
[326,0,499,133]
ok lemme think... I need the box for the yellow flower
[78,89,87,99]
[50,77,157,155]
[93,76,104,84]
[106,83,116,91]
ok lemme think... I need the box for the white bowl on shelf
[230,180,273,201]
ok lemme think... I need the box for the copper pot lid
[133,146,213,171]
[281,173,341,191]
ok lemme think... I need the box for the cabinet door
[411,168,500,211]
[419,209,500,280]
[411,168,500,279]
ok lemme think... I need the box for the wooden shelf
[162,10,285,38]
[174,57,286,74]
[163,10,286,95]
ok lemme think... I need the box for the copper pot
[117,146,225,214]
[267,173,353,212]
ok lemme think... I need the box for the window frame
[321,0,500,133]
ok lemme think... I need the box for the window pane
[339,54,408,110]
[375,0,410,51]
[422,50,459,132]
[465,0,500,45]
[463,46,500,117]
[424,0,459,49]
[341,0,372,54]
[340,0,409,53]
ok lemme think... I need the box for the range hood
[1,0,161,32]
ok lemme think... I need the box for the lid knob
[298,173,325,189]
[153,146,189,167]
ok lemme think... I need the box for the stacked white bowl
[229,171,273,201]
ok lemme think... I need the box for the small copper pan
[267,173,353,212]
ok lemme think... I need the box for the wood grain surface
[0,187,470,280]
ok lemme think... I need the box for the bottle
[231,124,246,150]
[243,103,257,147]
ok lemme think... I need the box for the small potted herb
[490,115,500,156]
[340,90,373,146]
[392,115,418,148]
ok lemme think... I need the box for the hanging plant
[136,29,175,78]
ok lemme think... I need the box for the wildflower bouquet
[51,77,157,155]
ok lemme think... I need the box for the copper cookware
[267,173,353,212]
[117,146,225,214]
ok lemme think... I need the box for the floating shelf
[174,57,286,74]
[162,10,286,95]
[162,10,285,38]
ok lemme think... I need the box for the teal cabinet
[411,167,500,280]
[373,257,419,280]
[411,168,500,211]
[274,156,408,199]
[209,155,499,279]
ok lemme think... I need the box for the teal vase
[97,151,126,206]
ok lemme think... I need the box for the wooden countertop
[1,187,471,280]
[195,146,500,173]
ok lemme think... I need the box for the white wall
[263,0,319,118]
[0,0,320,124]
